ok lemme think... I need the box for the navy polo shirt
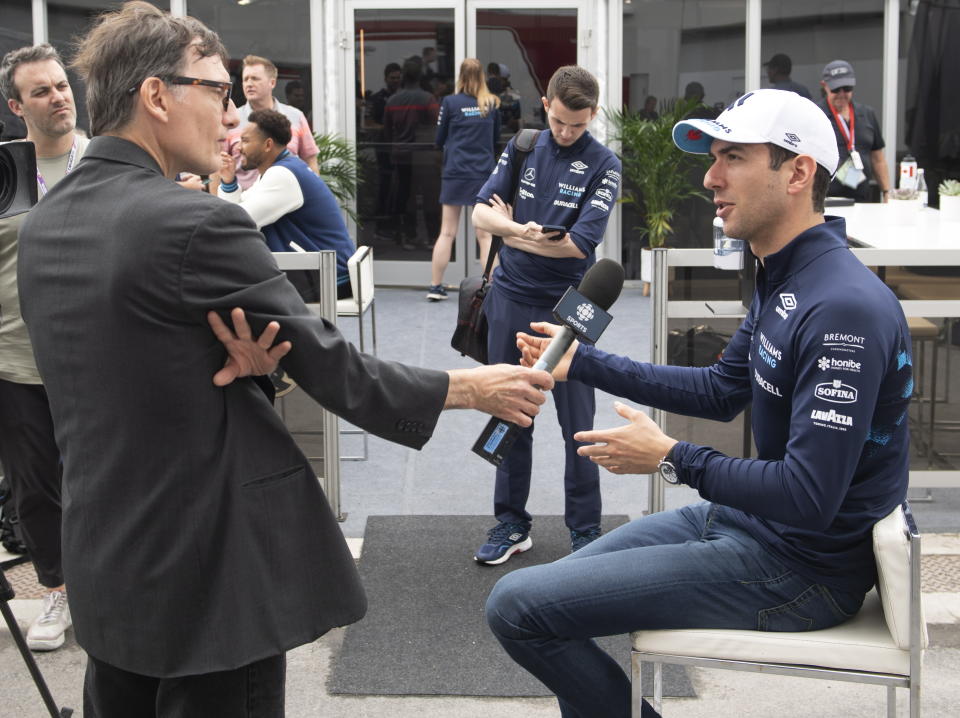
[435,92,501,180]
[476,130,621,305]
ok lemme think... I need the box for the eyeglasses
[127,76,233,111]
[168,76,233,111]
[830,86,854,94]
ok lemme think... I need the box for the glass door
[345,1,584,287]
[347,1,463,286]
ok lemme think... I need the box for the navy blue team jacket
[435,92,500,179]
[571,218,911,594]
[476,130,621,306]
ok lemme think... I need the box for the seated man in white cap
[484,89,913,718]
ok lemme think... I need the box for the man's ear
[139,77,172,123]
[786,154,818,197]
[8,97,23,119]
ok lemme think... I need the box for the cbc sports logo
[576,303,595,323]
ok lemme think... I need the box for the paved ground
[2,285,958,716]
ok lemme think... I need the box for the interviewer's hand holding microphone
[517,321,677,476]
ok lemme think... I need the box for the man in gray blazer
[16,3,552,715]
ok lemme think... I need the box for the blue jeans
[485,502,866,718]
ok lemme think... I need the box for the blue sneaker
[474,522,532,565]
[570,526,602,553]
[426,284,448,301]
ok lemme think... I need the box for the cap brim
[672,119,769,155]
[825,77,856,90]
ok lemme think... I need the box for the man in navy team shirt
[471,65,621,564]
[485,89,912,718]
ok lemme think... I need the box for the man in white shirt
[218,108,354,302]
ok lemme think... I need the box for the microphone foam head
[577,258,625,311]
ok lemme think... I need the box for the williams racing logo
[814,379,858,404]
[810,408,854,430]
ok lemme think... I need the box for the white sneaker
[26,590,71,651]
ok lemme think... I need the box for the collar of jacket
[81,135,166,176]
[545,129,592,158]
[759,216,849,285]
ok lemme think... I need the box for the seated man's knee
[485,570,533,639]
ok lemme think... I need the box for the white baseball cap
[672,89,839,175]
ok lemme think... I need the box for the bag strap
[484,128,542,281]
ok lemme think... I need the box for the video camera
[0,140,38,220]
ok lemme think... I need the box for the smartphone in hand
[541,224,567,239]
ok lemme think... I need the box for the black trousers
[0,379,63,586]
[84,653,286,718]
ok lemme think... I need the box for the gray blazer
[18,136,449,677]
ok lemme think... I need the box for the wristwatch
[657,445,680,485]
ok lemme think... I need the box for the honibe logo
[576,303,595,323]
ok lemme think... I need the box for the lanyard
[36,136,79,197]
[827,99,855,152]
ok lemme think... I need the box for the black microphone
[472,259,626,467]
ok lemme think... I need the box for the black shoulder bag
[451,128,540,363]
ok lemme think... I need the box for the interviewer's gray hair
[71,1,226,136]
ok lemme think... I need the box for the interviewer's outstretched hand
[445,364,554,427]
[574,402,677,475]
[208,308,292,386]
[516,321,577,381]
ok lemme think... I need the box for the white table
[828,202,960,252]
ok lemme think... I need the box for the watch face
[658,460,679,484]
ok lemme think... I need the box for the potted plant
[608,97,711,292]
[887,187,920,224]
[939,179,960,221]
[313,131,364,224]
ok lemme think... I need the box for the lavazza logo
[775,293,797,320]
[818,355,862,373]
[576,303,595,322]
[815,379,858,404]
[811,408,854,429]
[570,160,588,174]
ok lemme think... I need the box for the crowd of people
[0,4,912,718]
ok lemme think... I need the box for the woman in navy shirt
[427,58,501,300]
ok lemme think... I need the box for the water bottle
[712,217,744,270]
[917,168,928,207]
[899,154,918,190]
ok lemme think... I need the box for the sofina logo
[815,379,858,404]
[596,188,614,202]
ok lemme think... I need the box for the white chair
[336,245,377,356]
[631,503,926,717]
[335,245,376,460]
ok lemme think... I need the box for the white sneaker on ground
[26,590,71,651]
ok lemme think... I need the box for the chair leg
[370,299,378,358]
[887,685,896,718]
[631,652,644,718]
[653,662,664,716]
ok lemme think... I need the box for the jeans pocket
[757,582,858,632]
